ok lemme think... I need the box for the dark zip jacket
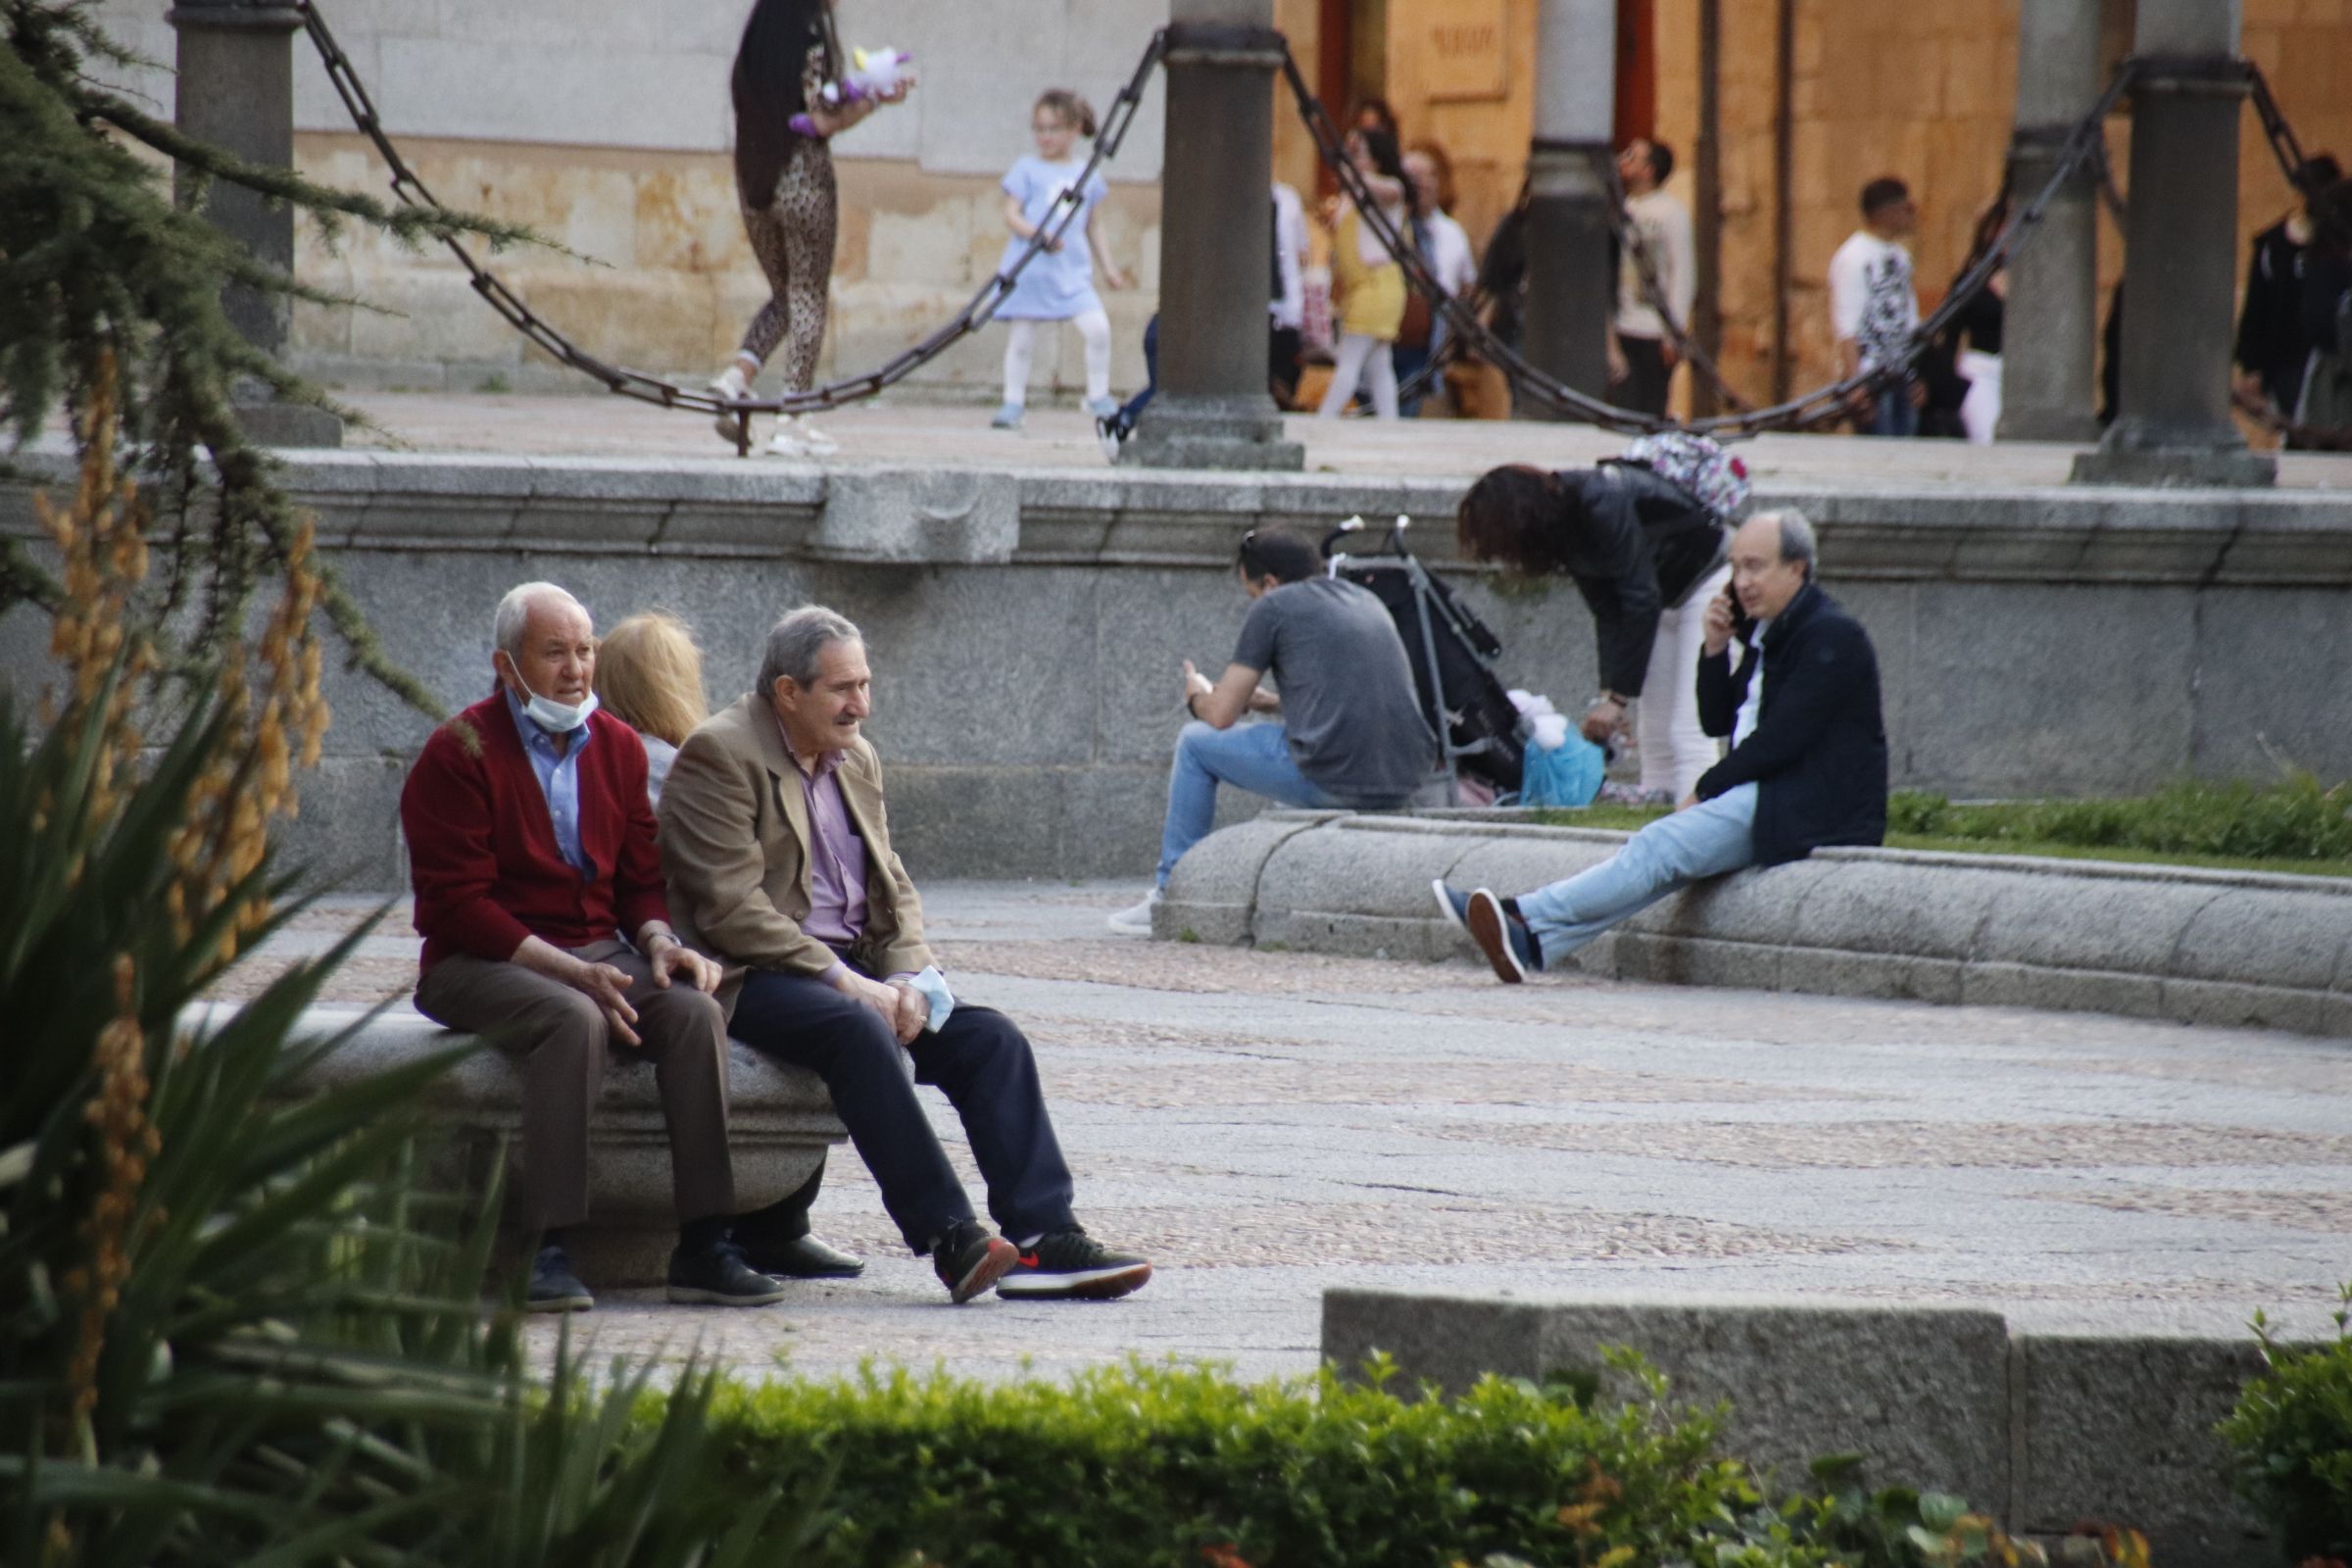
[1552,464,1729,699]
[1693,580,1887,867]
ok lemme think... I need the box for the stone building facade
[99,0,2352,423]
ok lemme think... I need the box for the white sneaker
[1105,889,1160,937]
[710,366,751,446]
[767,415,838,458]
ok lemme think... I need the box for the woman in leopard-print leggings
[710,0,911,457]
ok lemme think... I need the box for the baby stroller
[1321,515,1526,802]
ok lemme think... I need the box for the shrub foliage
[2221,1288,2352,1566]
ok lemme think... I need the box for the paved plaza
[241,880,2352,1387]
[332,390,2352,491]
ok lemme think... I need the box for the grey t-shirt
[1230,577,1437,805]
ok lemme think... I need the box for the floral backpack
[1615,431,1751,523]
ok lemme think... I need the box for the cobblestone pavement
[247,882,2352,1387]
[332,392,2352,491]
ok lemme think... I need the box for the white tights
[1316,332,1399,419]
[1636,563,1733,800]
[1002,310,1112,408]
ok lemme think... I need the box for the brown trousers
[414,939,735,1232]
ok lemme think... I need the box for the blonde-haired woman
[595,611,863,1281]
[593,612,709,808]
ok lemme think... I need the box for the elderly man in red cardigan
[399,581,783,1313]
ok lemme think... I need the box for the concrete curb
[1158,813,2352,1037]
[185,1002,848,1284]
[1321,1288,2289,1567]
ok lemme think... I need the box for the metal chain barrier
[296,0,1166,454]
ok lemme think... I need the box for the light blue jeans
[1515,783,1758,961]
[1156,720,1342,886]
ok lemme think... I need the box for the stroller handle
[1321,514,1414,560]
[1319,516,1366,559]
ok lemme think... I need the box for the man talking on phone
[1433,509,1887,983]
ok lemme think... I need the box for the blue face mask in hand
[906,966,956,1033]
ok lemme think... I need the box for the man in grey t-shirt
[1109,527,1436,935]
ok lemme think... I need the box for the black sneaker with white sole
[994,1227,1153,1300]
[932,1218,1019,1304]
[525,1243,594,1313]
[666,1240,788,1306]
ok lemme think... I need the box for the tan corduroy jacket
[658,692,930,1011]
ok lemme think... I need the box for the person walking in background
[2234,154,2344,442]
[1608,138,1694,419]
[1829,176,1924,437]
[2294,175,2352,437]
[709,0,912,459]
[991,89,1128,432]
[1316,126,1411,420]
[594,610,862,1283]
[1454,455,1734,805]
[1948,196,2009,444]
[1396,143,1477,417]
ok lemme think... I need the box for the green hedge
[701,1356,2113,1568]
[2221,1291,2352,1564]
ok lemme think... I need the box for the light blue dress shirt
[504,687,593,875]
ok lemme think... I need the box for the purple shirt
[783,727,868,947]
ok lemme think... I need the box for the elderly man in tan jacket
[660,606,1152,1304]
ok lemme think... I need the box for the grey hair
[756,606,863,696]
[1756,508,1818,576]
[492,581,586,659]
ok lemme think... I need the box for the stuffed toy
[789,47,913,137]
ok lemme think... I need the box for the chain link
[295,0,1166,454]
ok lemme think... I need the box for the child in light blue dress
[992,88,1128,429]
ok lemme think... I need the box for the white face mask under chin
[508,664,599,733]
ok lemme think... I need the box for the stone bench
[1160,810,2352,1037]
[190,1002,848,1284]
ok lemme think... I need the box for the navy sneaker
[525,1244,593,1313]
[995,1227,1152,1300]
[1465,888,1540,984]
[1431,879,1473,938]
[932,1218,1018,1304]
[667,1239,789,1306]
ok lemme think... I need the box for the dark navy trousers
[729,968,1077,1253]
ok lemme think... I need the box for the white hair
[1752,508,1817,576]
[492,582,587,659]
[757,606,863,697]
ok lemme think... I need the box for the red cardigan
[400,692,669,975]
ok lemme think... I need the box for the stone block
[240,1003,845,1286]
[2160,977,2336,1038]
[813,466,1020,564]
[1250,820,1482,936]
[1440,836,1624,903]
[1970,872,2221,979]
[2014,1334,2277,1566]
[1613,931,1786,993]
[2195,587,2352,782]
[2170,887,2352,995]
[271,753,413,894]
[1160,809,1341,946]
[1777,947,1966,1005]
[1959,960,2165,1021]
[1325,1292,2014,1509]
[1786,858,2003,959]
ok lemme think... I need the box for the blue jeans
[1156,720,1341,886]
[1866,385,1920,437]
[1515,783,1758,961]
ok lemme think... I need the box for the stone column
[171,0,342,447]
[2071,0,2270,486]
[1995,0,2103,444]
[1520,0,1617,417]
[1127,0,1302,470]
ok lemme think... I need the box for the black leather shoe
[666,1240,788,1307]
[740,1232,866,1280]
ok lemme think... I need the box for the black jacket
[1554,464,1729,699]
[1693,580,1887,867]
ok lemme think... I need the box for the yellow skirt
[1333,211,1406,341]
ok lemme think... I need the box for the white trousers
[1958,349,2001,444]
[1316,332,1399,419]
[1636,563,1732,800]
[1002,310,1112,407]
